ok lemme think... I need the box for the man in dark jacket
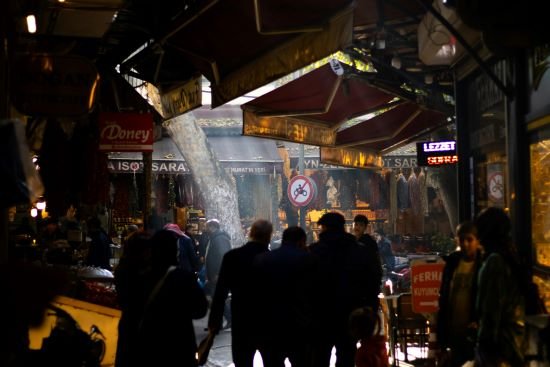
[204,219,232,294]
[353,214,383,309]
[309,212,379,367]
[207,219,273,367]
[254,226,316,367]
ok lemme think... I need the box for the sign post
[410,258,445,313]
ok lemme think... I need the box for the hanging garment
[418,169,429,216]
[408,171,422,215]
[397,173,409,209]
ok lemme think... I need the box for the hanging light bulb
[26,15,37,34]
[30,208,38,218]
[36,201,46,210]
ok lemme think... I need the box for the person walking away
[164,223,200,274]
[85,216,112,270]
[353,214,383,311]
[436,221,482,367]
[207,219,273,367]
[373,229,396,273]
[309,212,379,367]
[474,207,527,366]
[114,232,151,367]
[349,306,389,367]
[204,219,231,295]
[135,229,207,367]
[254,226,316,367]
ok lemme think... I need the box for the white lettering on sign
[413,271,442,284]
[101,122,151,143]
[413,288,440,296]
[422,141,456,153]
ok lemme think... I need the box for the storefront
[280,142,454,252]
[454,44,550,309]
[107,132,283,235]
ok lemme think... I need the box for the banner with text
[99,112,154,152]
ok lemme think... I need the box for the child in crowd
[349,306,390,367]
[437,221,483,367]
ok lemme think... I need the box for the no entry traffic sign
[287,175,316,207]
[410,258,445,313]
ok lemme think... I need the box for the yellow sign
[243,111,335,146]
[320,146,383,169]
[160,76,202,119]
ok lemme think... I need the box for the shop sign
[107,160,190,173]
[12,54,99,116]
[289,157,348,170]
[382,156,418,168]
[160,77,202,119]
[99,112,154,152]
[243,111,336,146]
[416,140,458,166]
[287,175,317,207]
[410,258,445,313]
[320,147,383,169]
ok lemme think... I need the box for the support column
[142,151,153,231]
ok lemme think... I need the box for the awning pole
[299,144,306,229]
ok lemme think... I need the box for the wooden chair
[396,293,429,362]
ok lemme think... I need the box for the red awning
[241,61,450,169]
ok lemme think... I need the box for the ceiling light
[26,15,37,34]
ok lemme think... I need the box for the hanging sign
[410,258,445,313]
[287,175,316,207]
[160,76,202,119]
[99,112,154,152]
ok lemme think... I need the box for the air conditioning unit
[418,0,480,66]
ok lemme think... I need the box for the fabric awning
[241,61,450,169]
[107,135,282,174]
[122,0,355,108]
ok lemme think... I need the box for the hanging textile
[379,171,389,209]
[417,168,429,216]
[408,171,422,215]
[397,172,409,209]
[368,173,381,209]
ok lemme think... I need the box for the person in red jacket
[349,306,389,367]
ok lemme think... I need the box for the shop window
[530,126,550,269]
[467,60,508,213]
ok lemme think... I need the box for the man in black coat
[309,212,379,367]
[207,219,273,367]
[254,226,316,367]
[352,214,383,310]
[204,219,231,295]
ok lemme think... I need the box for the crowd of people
[3,206,545,367]
[106,207,548,367]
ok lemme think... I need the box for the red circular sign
[287,175,316,207]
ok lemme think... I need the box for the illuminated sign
[417,140,458,166]
[243,110,336,146]
[320,147,383,169]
